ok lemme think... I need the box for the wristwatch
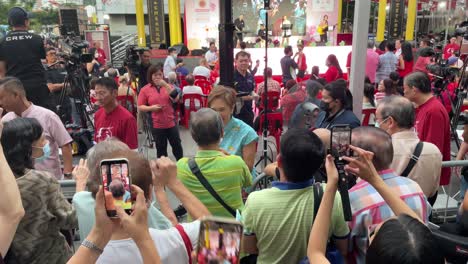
[64,173,72,178]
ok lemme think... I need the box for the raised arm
[343,145,421,221]
[307,155,338,264]
[152,157,211,220]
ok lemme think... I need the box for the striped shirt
[177,150,252,218]
[348,170,430,264]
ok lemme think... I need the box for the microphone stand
[262,4,270,170]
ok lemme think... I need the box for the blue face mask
[34,143,51,163]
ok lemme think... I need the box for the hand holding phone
[343,145,380,185]
[116,185,151,242]
[101,158,132,217]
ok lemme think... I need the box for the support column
[405,0,417,41]
[135,0,146,47]
[219,0,234,87]
[349,0,371,118]
[376,0,387,42]
[337,0,343,33]
[168,0,182,46]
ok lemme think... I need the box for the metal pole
[218,0,234,87]
[263,7,269,168]
[444,1,451,46]
[349,0,371,118]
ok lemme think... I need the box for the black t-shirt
[234,18,245,32]
[138,63,151,89]
[0,30,46,84]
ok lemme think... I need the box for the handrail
[441,160,468,168]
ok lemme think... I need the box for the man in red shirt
[94,77,138,149]
[443,37,460,60]
[403,72,451,186]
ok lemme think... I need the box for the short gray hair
[168,72,177,83]
[367,40,375,49]
[86,138,130,195]
[379,96,415,129]
[351,127,393,171]
[190,108,223,147]
[107,68,118,78]
[404,72,431,93]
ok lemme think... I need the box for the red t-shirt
[297,53,307,71]
[415,97,451,185]
[94,105,138,149]
[97,48,107,66]
[324,66,342,83]
[398,60,414,78]
[138,84,175,129]
[443,43,460,60]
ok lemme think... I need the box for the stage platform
[150,45,352,76]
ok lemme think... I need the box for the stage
[235,45,352,76]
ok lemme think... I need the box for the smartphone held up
[101,158,133,217]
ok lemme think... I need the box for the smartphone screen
[330,125,352,158]
[100,158,132,217]
[196,217,243,264]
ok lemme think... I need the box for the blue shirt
[73,191,172,242]
[315,109,361,129]
[234,70,255,115]
[221,117,259,177]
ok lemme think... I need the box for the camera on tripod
[124,45,149,78]
[60,37,93,69]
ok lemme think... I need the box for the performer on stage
[318,15,329,44]
[294,1,307,36]
[234,15,246,47]
[281,16,292,47]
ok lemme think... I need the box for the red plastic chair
[258,91,280,111]
[117,95,137,118]
[182,94,204,128]
[362,108,376,126]
[257,112,283,154]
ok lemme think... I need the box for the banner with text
[147,0,166,47]
[389,0,405,39]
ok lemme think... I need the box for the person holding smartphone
[138,65,183,160]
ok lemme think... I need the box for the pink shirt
[138,84,175,129]
[365,49,379,83]
[2,104,72,179]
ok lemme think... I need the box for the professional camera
[124,45,149,78]
[426,63,459,78]
[455,22,468,41]
[60,37,93,69]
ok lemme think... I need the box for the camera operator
[137,50,152,90]
[0,7,50,109]
[44,48,72,123]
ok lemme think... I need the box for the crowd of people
[0,6,467,264]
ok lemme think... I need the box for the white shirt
[163,55,176,78]
[97,221,200,264]
[183,85,204,108]
[193,65,211,78]
[205,50,218,65]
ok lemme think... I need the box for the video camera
[60,36,93,70]
[124,45,149,78]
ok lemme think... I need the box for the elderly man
[177,108,252,218]
[242,128,349,264]
[192,58,211,79]
[376,96,442,204]
[347,126,430,264]
[0,77,73,179]
[403,72,451,186]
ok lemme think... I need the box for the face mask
[34,143,51,163]
[375,117,389,129]
[319,101,330,112]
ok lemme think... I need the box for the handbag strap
[175,224,193,264]
[188,158,236,217]
[401,142,424,177]
[313,182,324,222]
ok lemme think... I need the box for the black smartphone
[100,158,132,217]
[195,217,243,264]
[330,125,352,159]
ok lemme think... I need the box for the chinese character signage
[389,0,405,39]
[147,0,166,46]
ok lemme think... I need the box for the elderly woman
[2,118,77,263]
[208,86,258,172]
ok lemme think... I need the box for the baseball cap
[8,7,31,26]
[447,56,458,66]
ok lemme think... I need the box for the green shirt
[242,183,350,264]
[177,150,252,218]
